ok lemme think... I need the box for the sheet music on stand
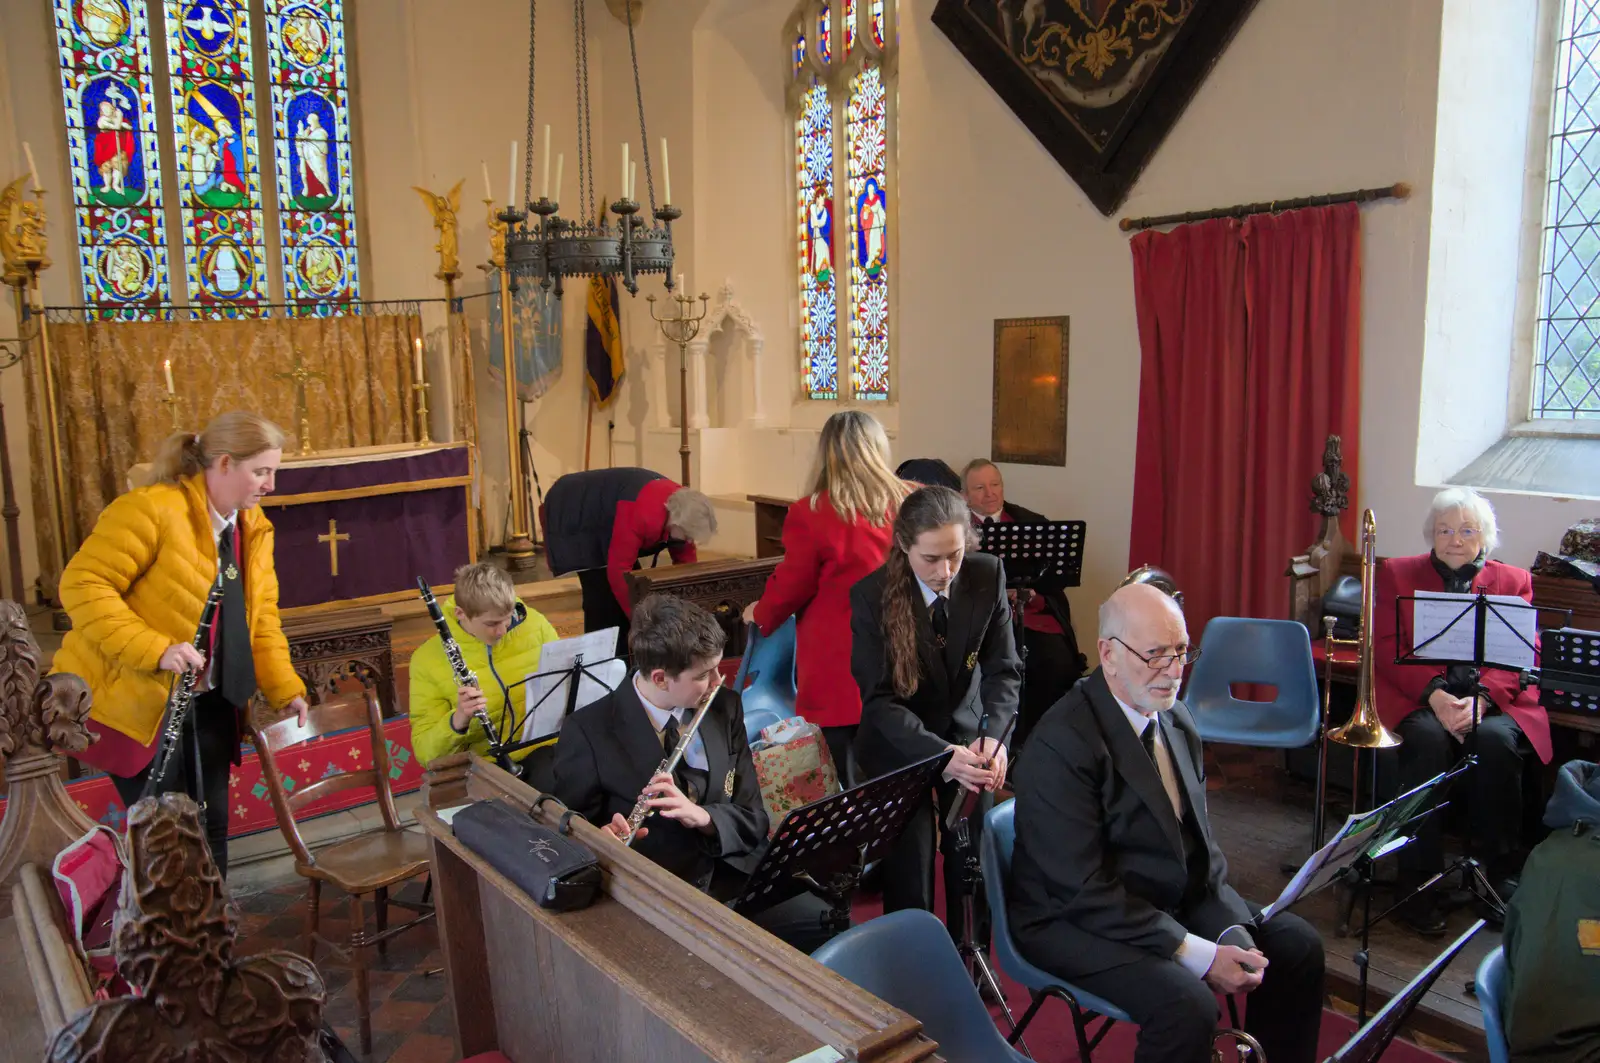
[518,628,625,744]
[977,519,1086,588]
[1409,590,1538,670]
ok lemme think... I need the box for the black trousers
[1017,628,1079,752]
[578,567,632,654]
[1071,910,1326,1063]
[821,724,857,791]
[1394,708,1529,879]
[109,690,237,877]
[880,783,991,948]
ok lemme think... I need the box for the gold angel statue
[484,199,508,270]
[1,174,50,285]
[412,179,463,279]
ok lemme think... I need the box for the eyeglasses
[1433,525,1480,540]
[1110,636,1200,672]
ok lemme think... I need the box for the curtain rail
[1118,182,1411,233]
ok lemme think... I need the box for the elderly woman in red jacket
[742,411,909,784]
[1374,487,1548,936]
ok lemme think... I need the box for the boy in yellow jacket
[408,563,559,770]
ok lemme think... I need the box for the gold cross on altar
[273,353,327,455]
[318,519,351,576]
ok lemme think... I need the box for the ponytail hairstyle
[807,410,910,526]
[150,410,286,484]
[881,485,977,699]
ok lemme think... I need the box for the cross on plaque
[318,519,351,577]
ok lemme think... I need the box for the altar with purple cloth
[263,442,477,611]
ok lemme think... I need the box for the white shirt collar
[209,503,236,542]
[915,575,948,608]
[632,671,685,725]
[1111,689,1162,740]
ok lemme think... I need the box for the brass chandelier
[502,0,679,297]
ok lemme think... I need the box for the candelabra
[648,289,707,487]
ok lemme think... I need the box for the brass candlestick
[648,288,708,487]
[160,391,180,431]
[413,375,432,445]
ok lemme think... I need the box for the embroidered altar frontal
[266,442,475,610]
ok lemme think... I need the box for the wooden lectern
[625,557,782,660]
[419,754,940,1063]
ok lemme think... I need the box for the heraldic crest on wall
[932,0,1261,214]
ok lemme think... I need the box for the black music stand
[1523,627,1600,715]
[1325,919,1486,1063]
[732,749,953,932]
[1392,591,1541,921]
[498,654,626,790]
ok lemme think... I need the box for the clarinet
[143,581,224,802]
[416,577,510,768]
[623,674,723,846]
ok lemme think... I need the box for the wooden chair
[250,686,434,1056]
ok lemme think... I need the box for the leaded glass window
[264,0,360,314]
[54,0,173,319]
[790,0,896,403]
[1533,0,1600,418]
[51,0,360,318]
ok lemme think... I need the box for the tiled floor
[230,875,452,1063]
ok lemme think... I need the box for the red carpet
[848,863,1452,1063]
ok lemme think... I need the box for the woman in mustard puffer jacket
[53,410,308,876]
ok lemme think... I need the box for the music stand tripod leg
[950,820,1020,1035]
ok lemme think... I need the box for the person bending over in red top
[542,467,717,651]
[742,411,910,785]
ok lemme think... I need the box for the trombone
[1313,509,1401,850]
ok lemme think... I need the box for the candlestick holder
[647,288,708,488]
[160,391,180,431]
[413,377,432,445]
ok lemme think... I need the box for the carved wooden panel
[626,558,782,658]
[993,316,1069,467]
[282,605,398,716]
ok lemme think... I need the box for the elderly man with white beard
[1008,582,1327,1063]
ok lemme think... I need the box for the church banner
[486,266,563,401]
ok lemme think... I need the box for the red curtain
[1128,203,1362,638]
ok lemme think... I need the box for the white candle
[661,137,671,205]
[414,337,424,380]
[481,160,493,202]
[23,142,38,189]
[629,162,637,202]
[163,358,174,394]
[621,143,629,203]
[508,141,519,207]
[553,154,564,207]
[541,124,551,200]
[677,272,685,295]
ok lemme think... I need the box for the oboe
[143,581,224,802]
[416,577,510,768]
[623,673,724,846]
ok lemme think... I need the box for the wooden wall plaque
[992,316,1069,467]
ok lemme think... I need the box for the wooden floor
[1206,747,1493,1060]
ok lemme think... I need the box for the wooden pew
[626,556,782,659]
[420,754,940,1063]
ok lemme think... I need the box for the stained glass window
[847,65,889,401]
[53,0,173,319]
[792,0,893,402]
[162,0,268,317]
[264,0,360,315]
[797,81,838,401]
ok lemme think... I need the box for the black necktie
[661,713,680,754]
[216,524,256,706]
[931,596,949,646]
[1141,718,1159,764]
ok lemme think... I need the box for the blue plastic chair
[1181,617,1321,748]
[812,910,1029,1063]
[1475,946,1511,1063]
[733,618,798,743]
[982,801,1131,1061]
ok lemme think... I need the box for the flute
[623,673,724,846]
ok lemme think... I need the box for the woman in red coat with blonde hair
[743,411,910,784]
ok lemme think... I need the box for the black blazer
[849,552,1022,781]
[1010,670,1251,979]
[551,679,768,896]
